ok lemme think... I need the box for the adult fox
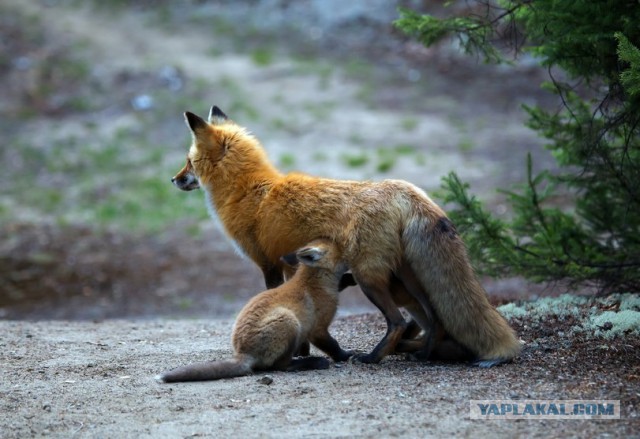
[158,239,353,382]
[171,106,521,366]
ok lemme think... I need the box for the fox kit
[158,239,353,383]
[171,106,521,367]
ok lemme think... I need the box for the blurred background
[0,0,558,320]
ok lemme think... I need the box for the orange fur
[171,106,521,366]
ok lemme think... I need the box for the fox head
[281,239,349,277]
[172,105,270,191]
[171,106,230,191]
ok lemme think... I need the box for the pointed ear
[208,106,228,125]
[184,112,208,133]
[295,246,326,266]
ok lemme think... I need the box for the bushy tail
[403,214,521,365]
[157,355,254,383]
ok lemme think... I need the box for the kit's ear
[294,245,327,267]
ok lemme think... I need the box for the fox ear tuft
[208,106,228,125]
[184,112,208,133]
[295,246,326,266]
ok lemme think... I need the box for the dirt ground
[1,1,638,437]
[2,312,638,438]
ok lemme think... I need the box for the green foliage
[397,1,640,293]
[395,7,505,63]
[616,33,640,98]
[514,1,640,81]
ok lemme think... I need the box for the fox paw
[473,358,512,368]
[332,350,356,363]
[349,352,380,364]
[401,352,430,362]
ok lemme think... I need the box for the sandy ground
[2,316,638,438]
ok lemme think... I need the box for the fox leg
[310,331,353,362]
[393,262,441,360]
[295,275,355,358]
[393,261,474,362]
[389,275,424,340]
[401,319,422,340]
[393,308,437,359]
[398,311,437,361]
[266,332,328,371]
[286,356,331,371]
[295,341,311,357]
[394,319,440,359]
[352,276,407,364]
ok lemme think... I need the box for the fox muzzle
[171,174,200,191]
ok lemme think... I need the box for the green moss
[251,48,275,66]
[497,294,588,322]
[400,117,419,132]
[531,294,589,320]
[176,297,195,310]
[458,137,474,152]
[3,127,210,233]
[394,144,416,155]
[348,133,365,145]
[279,153,296,169]
[303,101,335,121]
[312,152,328,162]
[501,293,640,339]
[342,153,369,168]
[620,294,640,311]
[292,59,334,89]
[587,310,640,339]
[497,302,527,319]
[344,59,373,78]
[376,159,395,173]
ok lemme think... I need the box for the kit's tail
[157,355,254,383]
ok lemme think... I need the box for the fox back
[173,108,441,285]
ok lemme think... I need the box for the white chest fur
[202,187,248,259]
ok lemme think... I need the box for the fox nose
[171,177,176,183]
